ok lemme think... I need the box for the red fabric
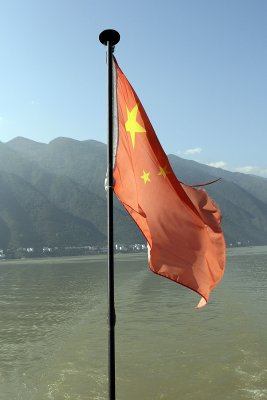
[113,58,226,306]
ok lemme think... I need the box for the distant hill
[0,136,266,252]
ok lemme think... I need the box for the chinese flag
[112,58,226,307]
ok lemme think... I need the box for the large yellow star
[140,170,151,184]
[125,104,146,148]
[158,165,169,178]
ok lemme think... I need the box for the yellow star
[125,104,146,148]
[140,170,151,184]
[158,165,169,178]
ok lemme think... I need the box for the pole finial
[99,29,120,46]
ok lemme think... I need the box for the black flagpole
[99,29,120,400]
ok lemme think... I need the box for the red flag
[112,57,226,307]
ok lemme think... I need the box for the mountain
[0,138,142,251]
[6,137,106,195]
[0,136,267,252]
[0,171,105,249]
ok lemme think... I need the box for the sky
[0,0,266,176]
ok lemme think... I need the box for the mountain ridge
[1,136,267,251]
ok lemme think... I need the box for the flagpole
[99,29,120,400]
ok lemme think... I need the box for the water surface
[0,248,266,399]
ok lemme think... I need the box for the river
[0,247,266,399]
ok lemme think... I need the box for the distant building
[115,244,127,252]
[43,247,52,253]
[0,249,5,259]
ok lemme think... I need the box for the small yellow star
[140,170,151,184]
[158,165,169,178]
[125,104,146,148]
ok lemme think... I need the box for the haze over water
[0,247,266,400]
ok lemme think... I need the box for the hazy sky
[0,0,266,176]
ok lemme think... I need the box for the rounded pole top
[99,29,120,46]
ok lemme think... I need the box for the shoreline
[0,252,148,265]
[1,245,267,265]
